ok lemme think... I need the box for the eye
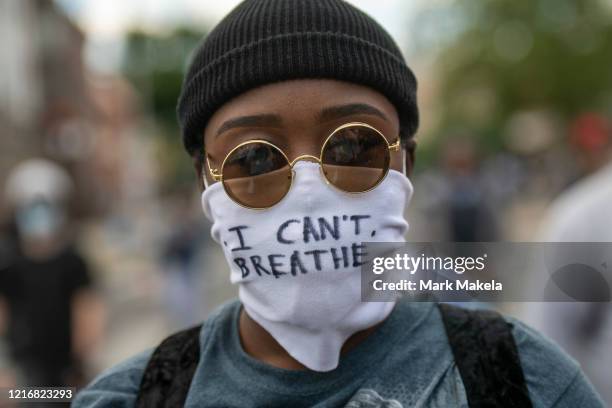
[225,142,285,176]
[325,128,374,164]
[322,125,389,169]
[246,144,279,175]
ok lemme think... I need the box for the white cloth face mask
[201,160,414,371]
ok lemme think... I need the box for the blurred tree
[412,0,612,153]
[122,27,207,189]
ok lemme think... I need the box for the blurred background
[0,0,611,403]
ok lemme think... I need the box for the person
[160,188,211,330]
[527,133,612,406]
[0,159,105,388]
[73,1,603,406]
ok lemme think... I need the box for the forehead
[203,79,399,146]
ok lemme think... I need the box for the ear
[404,138,417,177]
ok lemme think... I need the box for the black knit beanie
[177,0,419,156]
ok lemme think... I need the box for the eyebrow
[319,103,389,123]
[215,114,283,138]
[215,103,388,138]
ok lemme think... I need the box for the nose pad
[292,158,331,186]
[290,154,320,166]
[288,160,326,197]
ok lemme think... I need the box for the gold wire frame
[204,121,401,209]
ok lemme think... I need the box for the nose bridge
[290,154,320,167]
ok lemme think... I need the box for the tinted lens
[321,125,390,192]
[222,141,291,208]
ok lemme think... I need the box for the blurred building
[0,0,86,164]
[0,0,138,219]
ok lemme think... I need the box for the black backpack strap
[438,303,533,408]
[136,324,203,408]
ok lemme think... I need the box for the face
[199,79,414,193]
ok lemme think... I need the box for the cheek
[389,149,403,172]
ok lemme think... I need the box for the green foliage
[416,0,612,152]
[122,26,207,189]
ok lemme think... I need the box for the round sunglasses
[204,122,401,209]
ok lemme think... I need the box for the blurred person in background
[414,136,498,242]
[443,137,498,242]
[568,113,612,181]
[529,113,612,405]
[74,1,603,407]
[0,159,105,388]
[160,186,210,330]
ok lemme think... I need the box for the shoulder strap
[136,324,203,408]
[438,303,532,408]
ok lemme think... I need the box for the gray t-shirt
[73,299,603,407]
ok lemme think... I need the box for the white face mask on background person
[201,160,414,371]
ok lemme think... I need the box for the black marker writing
[228,226,252,251]
[350,215,370,235]
[290,251,307,276]
[318,216,340,240]
[304,249,328,271]
[268,254,287,278]
[352,243,367,266]
[303,217,320,243]
[250,255,271,276]
[277,219,299,244]
[330,247,349,269]
[234,258,249,278]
